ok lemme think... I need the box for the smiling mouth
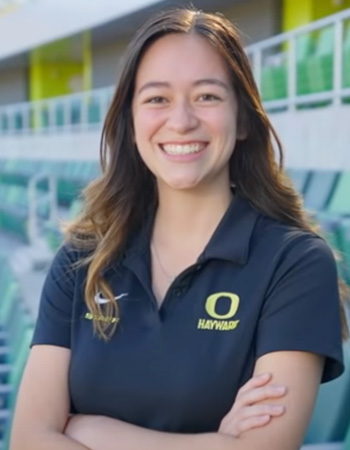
[160,142,207,155]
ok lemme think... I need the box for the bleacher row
[0,161,349,449]
[0,257,34,450]
[0,159,100,246]
[261,21,350,102]
[1,163,348,280]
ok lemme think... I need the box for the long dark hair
[66,7,349,340]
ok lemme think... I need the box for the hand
[219,373,287,438]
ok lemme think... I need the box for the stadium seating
[287,168,311,194]
[306,27,335,94]
[0,256,33,449]
[327,173,350,215]
[343,21,350,89]
[304,341,350,444]
[302,171,339,211]
[261,53,288,101]
[0,159,99,242]
[287,168,350,284]
[337,219,350,284]
[261,21,350,102]
[296,33,315,96]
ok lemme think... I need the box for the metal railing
[0,8,349,135]
[28,173,57,244]
[246,8,350,110]
[0,86,115,135]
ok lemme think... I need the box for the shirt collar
[200,193,260,265]
[123,192,260,266]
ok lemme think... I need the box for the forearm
[10,430,91,450]
[68,415,236,450]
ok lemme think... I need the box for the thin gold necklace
[151,242,176,283]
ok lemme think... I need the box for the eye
[144,96,168,104]
[198,93,221,102]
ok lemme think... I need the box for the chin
[165,178,203,191]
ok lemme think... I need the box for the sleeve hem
[255,344,344,383]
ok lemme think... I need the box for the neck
[153,181,233,250]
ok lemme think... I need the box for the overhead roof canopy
[0,0,244,68]
[0,0,164,61]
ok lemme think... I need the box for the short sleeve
[31,243,80,349]
[256,235,344,383]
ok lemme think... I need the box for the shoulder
[252,213,335,269]
[44,239,93,294]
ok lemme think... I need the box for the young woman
[10,7,347,450]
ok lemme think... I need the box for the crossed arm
[10,345,324,450]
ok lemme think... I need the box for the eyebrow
[137,78,229,95]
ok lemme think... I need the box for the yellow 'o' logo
[205,293,240,320]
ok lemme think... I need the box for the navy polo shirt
[31,194,344,433]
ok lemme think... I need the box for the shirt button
[173,288,182,297]
[196,264,202,270]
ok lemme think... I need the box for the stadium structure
[0,0,349,448]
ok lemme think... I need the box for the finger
[240,385,287,405]
[237,373,272,397]
[237,415,272,435]
[226,384,287,418]
[238,384,287,407]
[241,403,285,420]
[220,414,271,437]
[221,403,285,432]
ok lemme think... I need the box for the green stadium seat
[54,102,65,127]
[337,218,350,284]
[327,172,350,215]
[57,161,98,205]
[343,22,350,89]
[261,54,288,101]
[40,106,49,129]
[286,168,311,194]
[315,213,348,282]
[88,98,101,123]
[306,26,335,93]
[71,99,82,125]
[0,113,9,132]
[0,184,29,241]
[344,421,350,448]
[296,33,315,95]
[304,341,350,444]
[0,279,21,332]
[0,327,34,447]
[14,112,23,131]
[303,171,339,211]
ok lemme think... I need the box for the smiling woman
[9,7,348,450]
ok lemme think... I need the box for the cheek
[204,109,238,146]
[133,109,165,143]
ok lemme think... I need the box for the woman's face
[132,32,242,193]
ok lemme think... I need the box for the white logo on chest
[94,292,129,305]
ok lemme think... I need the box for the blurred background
[0,0,349,449]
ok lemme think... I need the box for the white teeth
[161,143,205,155]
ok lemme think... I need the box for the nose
[166,100,199,134]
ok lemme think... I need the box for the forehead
[134,33,231,86]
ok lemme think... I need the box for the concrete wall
[0,67,27,105]
[91,38,130,89]
[269,105,350,170]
